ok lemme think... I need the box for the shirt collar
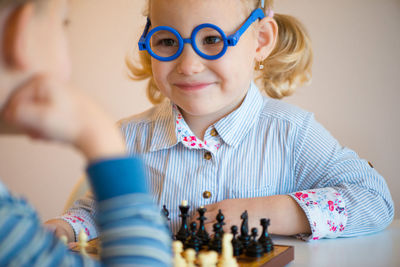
[149,81,264,152]
[149,101,178,152]
[214,81,264,148]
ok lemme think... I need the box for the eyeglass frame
[138,8,266,61]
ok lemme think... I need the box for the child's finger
[2,76,48,118]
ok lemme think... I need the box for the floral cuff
[289,187,348,241]
[58,212,98,242]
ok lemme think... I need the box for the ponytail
[256,13,313,98]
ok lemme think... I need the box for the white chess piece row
[173,233,238,267]
[59,229,89,257]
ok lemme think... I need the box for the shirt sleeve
[0,156,172,266]
[59,191,99,241]
[290,113,394,241]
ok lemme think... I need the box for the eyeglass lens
[149,27,225,58]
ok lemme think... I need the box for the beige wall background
[0,0,399,222]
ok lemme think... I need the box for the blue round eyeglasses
[138,8,266,61]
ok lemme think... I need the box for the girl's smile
[173,81,217,92]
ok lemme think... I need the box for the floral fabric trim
[59,212,98,242]
[289,187,348,241]
[172,104,222,153]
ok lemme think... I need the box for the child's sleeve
[86,156,172,266]
[0,157,172,266]
[289,113,394,241]
[59,191,99,241]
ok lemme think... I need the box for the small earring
[258,62,264,70]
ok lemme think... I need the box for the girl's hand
[1,75,125,161]
[198,195,311,236]
[44,219,76,243]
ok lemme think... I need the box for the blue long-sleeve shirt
[0,157,172,266]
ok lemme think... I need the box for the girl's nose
[176,45,205,75]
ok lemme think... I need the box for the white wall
[0,0,398,222]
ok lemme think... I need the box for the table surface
[272,219,400,267]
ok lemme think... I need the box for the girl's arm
[45,191,98,243]
[203,113,394,241]
[288,113,394,240]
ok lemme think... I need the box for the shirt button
[204,152,212,160]
[203,191,212,199]
[210,129,218,137]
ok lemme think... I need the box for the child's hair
[0,0,46,10]
[126,0,313,104]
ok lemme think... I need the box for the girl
[50,0,394,241]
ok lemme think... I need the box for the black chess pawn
[231,225,244,256]
[216,209,226,233]
[209,222,223,253]
[185,222,202,252]
[196,207,210,247]
[245,228,265,258]
[161,205,174,240]
[161,205,170,221]
[175,202,190,243]
[238,210,251,249]
[258,218,274,253]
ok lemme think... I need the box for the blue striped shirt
[63,82,394,241]
[0,157,172,266]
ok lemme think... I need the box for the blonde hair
[126,0,313,104]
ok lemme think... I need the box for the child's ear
[255,17,278,61]
[2,3,35,70]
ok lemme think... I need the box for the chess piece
[258,218,274,253]
[173,240,187,267]
[230,225,243,256]
[216,209,225,233]
[59,235,68,246]
[161,204,170,221]
[176,200,190,243]
[245,228,264,258]
[209,222,223,253]
[198,250,218,267]
[78,229,88,256]
[185,222,202,252]
[184,248,196,267]
[238,211,250,249]
[196,206,210,247]
[218,233,239,267]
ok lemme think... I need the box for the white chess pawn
[198,250,218,267]
[218,233,238,267]
[184,248,196,267]
[78,229,88,256]
[173,240,187,267]
[59,235,68,246]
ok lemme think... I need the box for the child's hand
[44,219,76,243]
[1,75,125,161]
[198,195,311,236]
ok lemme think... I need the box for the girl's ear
[255,17,278,61]
[2,3,35,70]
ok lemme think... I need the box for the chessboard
[69,201,295,266]
[70,238,294,267]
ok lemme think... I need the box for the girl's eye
[159,39,177,47]
[203,36,222,45]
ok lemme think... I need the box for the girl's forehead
[150,0,246,31]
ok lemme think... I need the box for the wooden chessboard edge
[262,245,294,267]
